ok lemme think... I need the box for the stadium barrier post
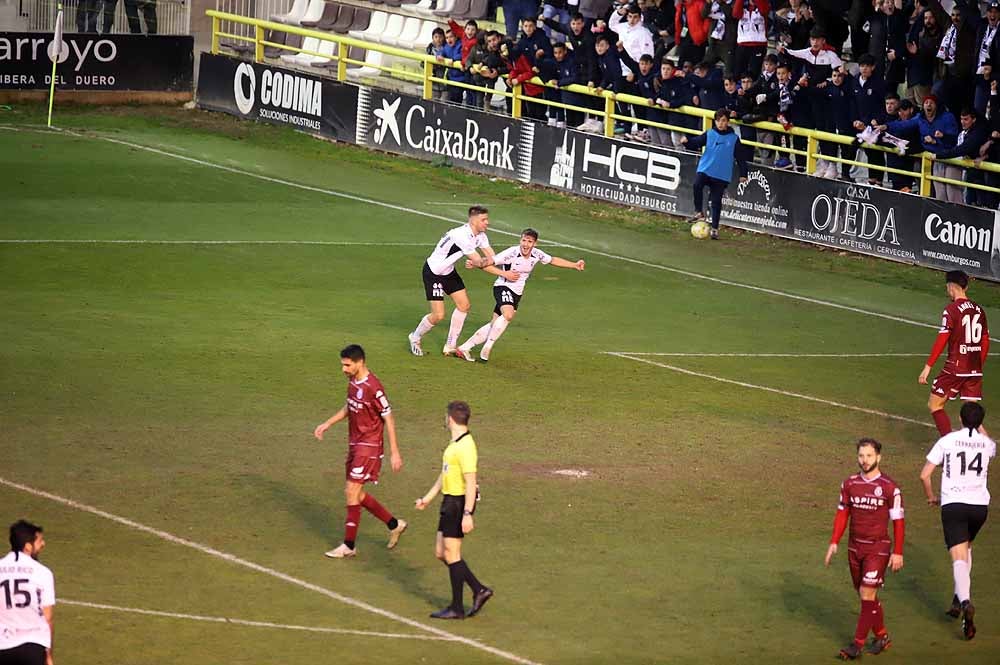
[337,45,348,81]
[920,154,933,197]
[422,61,433,100]
[702,113,712,132]
[211,15,220,55]
[254,24,264,63]
[603,93,614,137]
[511,82,522,119]
[806,134,818,175]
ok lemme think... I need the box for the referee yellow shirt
[442,432,478,496]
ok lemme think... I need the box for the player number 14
[954,451,984,476]
[961,313,983,344]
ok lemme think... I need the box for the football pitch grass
[2,104,999,664]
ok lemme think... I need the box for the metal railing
[207,9,1000,202]
[18,0,190,35]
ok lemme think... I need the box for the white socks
[461,322,492,351]
[483,317,509,350]
[953,559,971,603]
[446,309,468,349]
[412,315,435,340]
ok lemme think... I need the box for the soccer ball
[690,221,711,239]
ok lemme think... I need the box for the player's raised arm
[549,256,586,271]
[314,406,348,440]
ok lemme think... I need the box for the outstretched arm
[550,256,586,271]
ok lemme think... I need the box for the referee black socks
[448,561,466,614]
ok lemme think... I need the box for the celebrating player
[454,228,585,362]
[313,344,407,558]
[918,270,990,436]
[920,401,995,640]
[825,438,905,660]
[408,206,501,357]
[415,401,492,619]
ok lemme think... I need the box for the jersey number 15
[0,578,31,609]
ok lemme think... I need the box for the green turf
[1,104,998,664]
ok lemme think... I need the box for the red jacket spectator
[507,53,544,97]
[675,0,711,47]
[448,19,479,65]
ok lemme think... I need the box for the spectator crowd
[424,0,1000,207]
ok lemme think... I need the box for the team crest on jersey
[873,486,883,497]
[356,388,364,399]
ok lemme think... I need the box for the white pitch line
[607,352,933,428]
[60,599,454,641]
[0,477,542,665]
[5,123,972,337]
[606,352,927,358]
[0,239,427,246]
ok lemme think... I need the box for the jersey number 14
[949,451,984,476]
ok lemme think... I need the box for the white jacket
[609,11,655,75]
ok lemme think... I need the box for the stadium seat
[280,35,321,64]
[349,10,386,40]
[264,32,302,58]
[347,49,385,78]
[449,0,474,19]
[432,0,457,16]
[300,1,340,29]
[271,0,309,24]
[387,16,422,47]
[304,37,339,66]
[375,13,405,44]
[344,7,370,32]
[407,0,435,15]
[461,0,487,19]
[330,5,357,33]
[402,19,438,50]
[295,0,327,26]
[369,0,384,4]
[384,0,403,7]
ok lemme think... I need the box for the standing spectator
[514,15,554,61]
[732,0,769,78]
[441,28,468,105]
[882,94,959,202]
[506,42,547,120]
[542,41,589,126]
[974,4,1000,116]
[703,0,737,74]
[851,54,888,184]
[933,109,988,205]
[906,6,946,105]
[100,0,117,34]
[767,61,804,168]
[428,28,451,102]
[848,0,877,57]
[470,32,509,112]
[868,0,909,91]
[77,0,99,32]
[414,401,492,621]
[128,0,157,34]
[675,0,711,64]
[502,0,540,39]
[585,34,627,132]
[542,0,572,42]
[649,58,680,144]
[935,5,978,120]
[808,0,850,53]
[619,49,660,140]
[689,59,725,109]
[775,0,814,50]
[978,79,1000,207]
[0,520,55,665]
[646,0,677,52]
[885,97,921,191]
[448,18,483,106]
[814,68,858,179]
[780,26,843,170]
[610,3,656,75]
[580,0,613,28]
[680,108,750,239]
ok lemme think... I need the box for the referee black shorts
[941,502,989,549]
[422,262,465,301]
[438,494,472,539]
[0,643,47,665]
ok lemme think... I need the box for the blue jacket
[852,73,886,125]
[441,41,467,82]
[591,48,624,90]
[888,111,960,154]
[818,79,857,133]
[687,127,749,183]
[514,30,553,61]
[688,68,725,111]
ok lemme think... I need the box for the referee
[415,401,493,619]
[920,401,995,641]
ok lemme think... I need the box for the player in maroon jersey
[919,271,990,436]
[313,345,406,558]
[825,438,905,660]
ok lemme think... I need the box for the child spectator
[447,19,482,106]
[851,54,887,185]
[515,15,554,61]
[933,109,989,205]
[441,29,468,105]
[427,28,450,102]
[881,94,959,202]
[814,68,857,179]
[619,49,659,140]
[732,0,768,78]
[689,60,725,110]
[505,42,547,120]
[541,41,589,127]
[656,58,700,146]
[588,33,628,132]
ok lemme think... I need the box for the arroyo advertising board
[533,125,697,214]
[355,87,534,182]
[0,32,192,90]
[197,53,357,140]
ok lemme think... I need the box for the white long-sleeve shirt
[609,12,655,75]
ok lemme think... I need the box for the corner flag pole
[47,3,64,128]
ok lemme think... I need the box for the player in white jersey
[920,402,995,641]
[0,520,55,665]
[408,206,513,357]
[455,228,585,362]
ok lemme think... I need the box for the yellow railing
[207,10,1000,201]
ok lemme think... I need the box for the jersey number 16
[961,313,983,344]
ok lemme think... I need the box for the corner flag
[47,4,64,128]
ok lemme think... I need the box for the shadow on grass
[779,569,848,642]
[243,474,446,607]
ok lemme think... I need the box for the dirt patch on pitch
[510,463,596,479]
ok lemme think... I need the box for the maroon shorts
[848,540,891,589]
[931,372,983,401]
[345,446,383,484]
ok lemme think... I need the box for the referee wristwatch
[463,509,473,516]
